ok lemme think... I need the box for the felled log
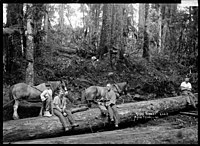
[3,95,197,142]
[179,111,198,117]
[8,125,198,144]
[58,47,77,54]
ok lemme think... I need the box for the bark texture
[26,15,34,85]
[98,4,112,58]
[142,4,150,61]
[3,95,196,142]
[137,3,145,52]
[8,125,197,144]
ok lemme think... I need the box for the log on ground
[8,125,198,144]
[3,95,197,142]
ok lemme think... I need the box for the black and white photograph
[3,0,198,144]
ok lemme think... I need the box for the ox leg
[13,100,19,120]
[39,102,44,116]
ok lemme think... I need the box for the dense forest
[3,3,198,111]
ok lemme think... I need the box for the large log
[3,95,197,142]
[8,125,198,144]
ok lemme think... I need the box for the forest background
[3,3,198,120]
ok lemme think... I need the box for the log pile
[3,95,198,142]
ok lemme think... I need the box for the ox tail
[9,85,14,101]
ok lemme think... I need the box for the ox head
[113,81,130,96]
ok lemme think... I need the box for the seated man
[180,77,197,109]
[40,83,53,117]
[99,83,120,128]
[53,90,79,132]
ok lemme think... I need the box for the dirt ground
[10,111,198,144]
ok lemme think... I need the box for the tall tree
[98,4,112,59]
[111,4,128,59]
[161,4,177,53]
[25,4,45,85]
[94,4,101,33]
[44,4,49,43]
[98,4,128,65]
[58,4,65,45]
[142,4,150,61]
[25,4,34,85]
[6,3,25,82]
[157,4,162,53]
[137,3,145,55]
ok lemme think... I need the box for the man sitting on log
[53,90,79,132]
[98,84,120,128]
[180,77,197,109]
[40,83,53,117]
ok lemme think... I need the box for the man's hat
[185,77,190,81]
[106,83,112,88]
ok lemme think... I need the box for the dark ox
[81,82,129,107]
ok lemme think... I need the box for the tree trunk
[112,4,124,58]
[98,4,112,59]
[110,4,116,68]
[3,95,196,142]
[59,4,65,45]
[26,9,34,86]
[94,4,99,33]
[137,4,145,55]
[157,4,162,53]
[142,4,150,61]
[44,4,49,43]
[6,4,24,75]
[161,4,176,53]
[120,4,128,59]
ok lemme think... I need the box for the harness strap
[30,85,43,93]
[113,84,121,95]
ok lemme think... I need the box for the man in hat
[99,83,120,128]
[53,90,79,132]
[180,77,197,109]
[40,83,53,117]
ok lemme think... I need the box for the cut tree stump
[3,95,198,142]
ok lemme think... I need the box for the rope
[3,99,15,108]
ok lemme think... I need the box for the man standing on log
[40,83,53,117]
[180,77,197,109]
[99,83,120,128]
[53,90,79,132]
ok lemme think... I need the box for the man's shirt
[105,89,117,105]
[40,89,52,101]
[180,81,192,91]
[52,96,66,109]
